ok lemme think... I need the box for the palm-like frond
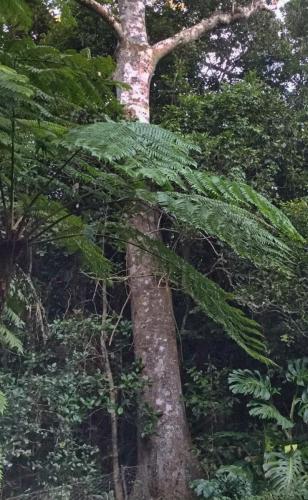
[64,122,302,272]
[0,44,118,302]
[25,198,112,278]
[228,369,275,400]
[1,40,118,114]
[0,324,23,353]
[2,305,25,330]
[0,64,34,101]
[63,121,198,188]
[62,121,305,362]
[248,402,293,430]
[58,228,112,279]
[0,391,7,415]
[154,192,292,270]
[184,172,304,244]
[111,226,271,363]
[0,0,32,28]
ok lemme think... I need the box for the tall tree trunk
[77,1,275,497]
[127,211,197,500]
[114,3,197,498]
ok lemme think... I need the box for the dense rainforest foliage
[0,0,307,499]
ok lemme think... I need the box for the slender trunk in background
[77,1,275,498]
[101,281,125,500]
[0,242,15,315]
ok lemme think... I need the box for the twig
[109,291,131,346]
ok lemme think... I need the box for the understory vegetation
[0,0,307,499]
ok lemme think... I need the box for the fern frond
[184,172,304,244]
[26,198,112,278]
[111,225,271,364]
[228,369,275,400]
[63,122,302,271]
[0,324,23,353]
[0,391,7,415]
[0,64,34,101]
[2,306,25,329]
[61,233,112,279]
[248,402,294,430]
[63,122,198,188]
[0,0,32,28]
[154,192,292,270]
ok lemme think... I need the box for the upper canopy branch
[76,0,123,39]
[152,1,275,63]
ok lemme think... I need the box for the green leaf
[0,324,23,353]
[155,191,292,271]
[0,391,7,415]
[0,0,32,29]
[264,450,306,495]
[184,172,305,244]
[62,121,198,188]
[286,358,308,386]
[110,225,272,364]
[228,369,275,400]
[248,402,294,430]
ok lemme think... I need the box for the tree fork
[76,1,277,498]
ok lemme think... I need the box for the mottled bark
[75,1,276,498]
[114,44,154,122]
[114,4,197,498]
[127,210,197,500]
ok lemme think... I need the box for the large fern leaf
[183,172,304,244]
[63,122,303,270]
[25,198,112,279]
[0,0,32,28]
[154,191,292,270]
[0,324,23,353]
[110,225,271,364]
[0,391,7,415]
[0,64,34,101]
[63,121,198,188]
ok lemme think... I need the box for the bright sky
[277,0,290,19]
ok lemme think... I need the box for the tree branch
[76,0,123,39]
[152,1,275,63]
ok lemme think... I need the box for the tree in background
[69,1,289,498]
[0,1,307,499]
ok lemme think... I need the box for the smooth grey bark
[127,210,197,500]
[115,4,197,498]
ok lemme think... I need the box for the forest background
[0,0,307,499]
